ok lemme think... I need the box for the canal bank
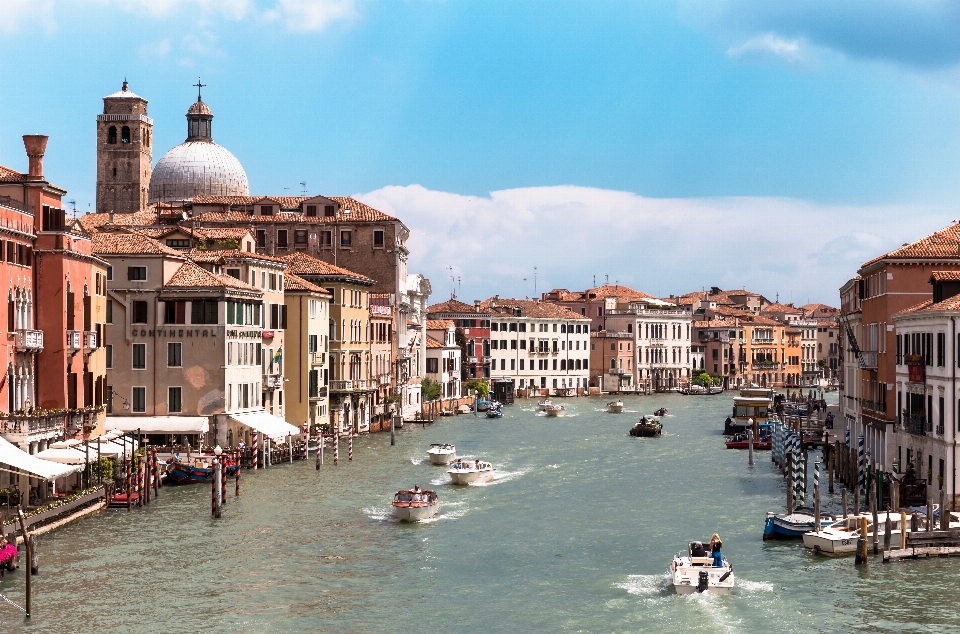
[2,393,959,632]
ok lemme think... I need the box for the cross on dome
[193,77,206,102]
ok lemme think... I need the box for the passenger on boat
[412,484,422,495]
[475,460,481,470]
[710,534,723,567]
[238,441,246,450]
[691,542,706,558]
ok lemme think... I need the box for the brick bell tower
[96,80,152,214]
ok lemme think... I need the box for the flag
[273,346,282,365]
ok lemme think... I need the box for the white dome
[148,141,249,204]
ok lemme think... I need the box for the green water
[3,394,958,632]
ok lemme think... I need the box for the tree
[465,379,489,399]
[455,328,469,380]
[421,377,443,401]
[693,372,713,387]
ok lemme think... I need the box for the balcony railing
[861,398,886,414]
[860,351,878,369]
[902,412,927,436]
[15,329,43,352]
[379,373,391,385]
[84,330,98,350]
[752,337,775,344]
[310,352,326,365]
[0,414,65,437]
[66,330,81,351]
[752,361,779,369]
[263,374,282,389]
[329,380,368,392]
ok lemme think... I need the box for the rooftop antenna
[446,265,455,299]
[534,266,538,296]
[593,275,596,287]
[67,200,77,219]
[605,274,609,285]
[300,181,307,195]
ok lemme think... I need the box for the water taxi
[545,404,565,417]
[447,459,496,484]
[724,423,773,449]
[538,399,553,411]
[392,488,440,522]
[671,541,735,594]
[486,403,503,418]
[607,400,624,413]
[427,443,457,465]
[726,387,774,435]
[629,416,662,437]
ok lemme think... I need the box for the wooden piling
[213,459,222,518]
[941,488,948,531]
[900,511,908,550]
[126,457,132,512]
[334,425,339,465]
[892,479,899,512]
[29,534,37,575]
[854,487,860,517]
[828,442,834,494]
[211,461,217,517]
[842,488,848,519]
[747,429,754,466]
[16,507,31,617]
[235,452,240,497]
[289,433,293,464]
[928,496,935,532]
[138,459,144,508]
[348,432,354,461]
[316,432,323,470]
[871,490,879,555]
[221,457,227,507]
[814,484,821,533]
[884,513,892,552]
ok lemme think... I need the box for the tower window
[121,126,131,144]
[108,126,117,144]
[260,205,274,216]
[113,167,117,177]
[306,205,317,217]
[373,230,384,247]
[324,205,335,217]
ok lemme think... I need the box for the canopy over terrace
[228,411,300,442]
[105,416,209,435]
[0,436,82,480]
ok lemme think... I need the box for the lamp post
[212,445,223,518]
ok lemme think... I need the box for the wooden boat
[629,416,662,437]
[427,443,457,465]
[447,459,496,485]
[763,506,836,539]
[392,488,440,522]
[654,407,668,417]
[165,454,238,485]
[607,400,624,413]
[476,399,493,412]
[544,404,565,417]
[538,399,553,411]
[486,404,503,418]
[671,541,734,594]
[725,433,772,450]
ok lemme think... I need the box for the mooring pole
[747,429,754,467]
[16,507,31,618]
[390,415,396,446]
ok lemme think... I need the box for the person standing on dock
[710,534,723,567]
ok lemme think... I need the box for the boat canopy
[229,410,300,440]
[0,436,82,480]
[106,416,210,435]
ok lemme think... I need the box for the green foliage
[91,456,118,482]
[693,372,713,387]
[455,328,469,380]
[465,380,489,398]
[817,359,828,370]
[422,377,443,401]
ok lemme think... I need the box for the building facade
[282,273,331,431]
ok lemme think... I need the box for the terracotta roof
[284,272,330,295]
[186,248,286,265]
[545,284,652,303]
[165,261,260,291]
[762,302,800,313]
[92,231,184,256]
[930,271,960,283]
[189,195,398,223]
[425,336,444,349]
[0,164,26,183]
[479,297,588,320]
[862,222,960,269]
[193,195,308,208]
[133,227,180,239]
[426,319,455,330]
[78,210,161,233]
[894,300,936,317]
[281,251,374,283]
[427,298,490,315]
[182,226,253,240]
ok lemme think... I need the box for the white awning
[0,436,82,480]
[34,446,89,465]
[229,411,300,440]
[88,436,139,459]
[106,416,209,435]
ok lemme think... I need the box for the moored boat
[725,423,773,449]
[447,459,496,484]
[476,399,493,412]
[607,400,624,413]
[544,404,565,417]
[486,403,503,418]
[671,540,735,594]
[427,443,457,465]
[629,416,662,437]
[392,487,440,522]
[763,506,836,539]
[165,454,239,485]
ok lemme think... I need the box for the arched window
[145,130,150,147]
[121,126,131,143]
[107,126,117,144]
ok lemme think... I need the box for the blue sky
[3,0,960,304]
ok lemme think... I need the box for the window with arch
[107,126,117,144]
[121,126,131,143]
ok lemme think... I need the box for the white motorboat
[538,399,553,411]
[392,488,440,522]
[803,510,956,554]
[671,541,735,594]
[607,400,624,413]
[426,443,457,465]
[447,459,495,485]
[544,404,565,417]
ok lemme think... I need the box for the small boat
[427,443,457,465]
[392,488,440,522]
[654,407,668,417]
[629,416,662,437]
[447,459,496,485]
[763,506,836,539]
[165,454,239,485]
[671,541,735,594]
[607,400,624,413]
[486,404,503,418]
[538,399,553,411]
[544,404,565,417]
[108,491,141,508]
[804,509,955,554]
[725,433,772,450]
[476,399,493,412]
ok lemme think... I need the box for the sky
[3,0,960,305]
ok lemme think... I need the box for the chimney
[22,135,48,181]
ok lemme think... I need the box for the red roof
[426,319,455,330]
[284,273,330,294]
[480,297,587,320]
[165,261,260,291]
[92,232,184,256]
[281,251,374,283]
[425,336,444,349]
[862,222,960,269]
[428,298,490,315]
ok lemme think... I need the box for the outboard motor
[697,571,709,593]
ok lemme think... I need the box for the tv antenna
[446,266,455,299]
[67,200,77,218]
[534,266,538,296]
[300,181,307,195]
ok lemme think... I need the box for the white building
[480,298,591,395]
[425,320,462,399]
[603,298,693,391]
[890,273,960,506]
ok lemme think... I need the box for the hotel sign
[907,363,925,383]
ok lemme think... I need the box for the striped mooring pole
[857,435,865,496]
[334,424,340,465]
[252,432,260,470]
[348,429,354,461]
[814,459,820,494]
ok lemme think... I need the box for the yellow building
[283,272,331,431]
[282,253,376,433]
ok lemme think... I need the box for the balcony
[608,368,630,375]
[263,374,282,389]
[860,398,886,414]
[15,329,43,352]
[751,337,775,344]
[84,330,98,350]
[379,373,392,385]
[329,379,371,392]
[902,412,927,436]
[860,351,878,369]
[0,413,65,442]
[66,330,81,351]
[467,356,478,364]
[752,361,779,369]
[310,352,326,366]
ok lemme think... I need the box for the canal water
[3,393,959,633]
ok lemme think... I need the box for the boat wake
[363,506,394,522]
[736,579,774,593]
[475,467,530,486]
[409,457,427,465]
[614,573,670,596]
[419,505,468,523]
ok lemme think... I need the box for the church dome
[147,97,249,204]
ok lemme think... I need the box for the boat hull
[393,502,440,522]
[671,557,734,594]
[166,462,238,485]
[545,407,564,417]
[607,404,624,413]
[448,469,496,485]
[428,451,457,465]
[802,531,859,554]
[629,427,661,437]
[725,440,771,450]
[764,512,835,539]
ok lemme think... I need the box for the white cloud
[270,0,355,31]
[0,0,55,34]
[727,32,808,63]
[356,184,942,306]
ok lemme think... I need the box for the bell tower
[96,80,152,214]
